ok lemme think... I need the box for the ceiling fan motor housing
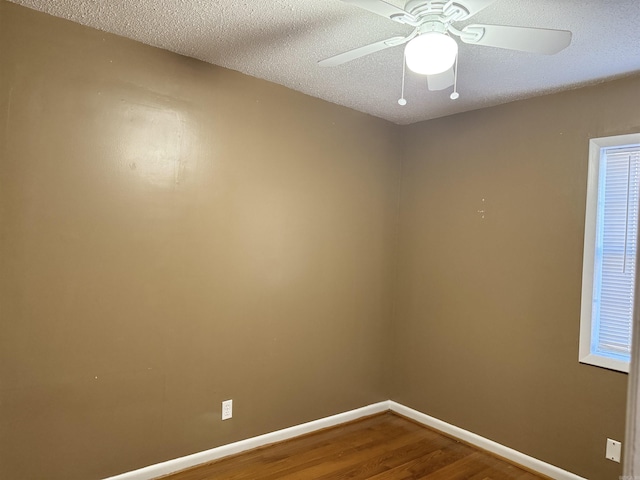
[402,0,471,24]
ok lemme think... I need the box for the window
[580,133,640,373]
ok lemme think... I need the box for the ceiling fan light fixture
[404,32,458,75]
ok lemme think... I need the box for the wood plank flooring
[161,412,547,480]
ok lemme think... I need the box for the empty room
[2,0,640,479]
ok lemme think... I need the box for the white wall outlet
[222,399,233,420]
[606,438,621,462]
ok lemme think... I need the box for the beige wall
[0,2,399,478]
[393,76,640,479]
[2,1,639,479]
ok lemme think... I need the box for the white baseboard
[105,400,586,480]
[103,401,390,480]
[388,401,587,480]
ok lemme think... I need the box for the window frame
[579,133,640,373]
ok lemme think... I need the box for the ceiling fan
[319,0,572,103]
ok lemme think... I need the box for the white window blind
[591,144,640,362]
[580,134,640,373]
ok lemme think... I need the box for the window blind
[592,144,640,360]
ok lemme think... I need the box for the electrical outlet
[606,438,621,463]
[222,399,233,420]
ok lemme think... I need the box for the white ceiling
[8,0,640,124]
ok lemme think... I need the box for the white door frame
[624,246,640,473]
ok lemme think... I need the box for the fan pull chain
[398,51,407,106]
[450,53,460,100]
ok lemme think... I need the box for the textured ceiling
[8,0,640,124]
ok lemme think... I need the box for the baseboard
[105,400,586,480]
[103,401,390,480]
[388,401,587,480]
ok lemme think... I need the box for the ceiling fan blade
[318,36,406,67]
[427,68,454,91]
[341,0,409,20]
[457,0,498,18]
[461,24,572,54]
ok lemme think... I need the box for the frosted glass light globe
[405,32,458,75]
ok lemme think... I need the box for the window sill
[579,353,629,373]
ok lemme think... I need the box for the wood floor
[161,412,547,480]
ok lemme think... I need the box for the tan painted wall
[0,2,400,478]
[393,75,640,479]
